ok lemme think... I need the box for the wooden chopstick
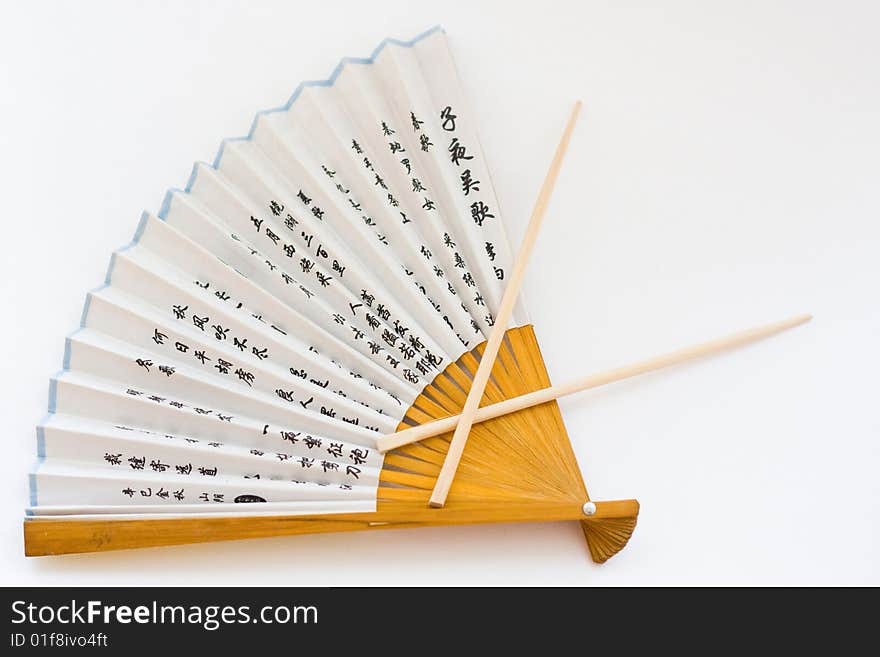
[377,313,812,453]
[426,101,583,507]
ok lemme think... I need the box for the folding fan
[25,26,808,562]
[19,26,636,561]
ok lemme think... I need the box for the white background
[1,0,877,586]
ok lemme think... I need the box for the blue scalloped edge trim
[27,472,37,511]
[28,413,53,511]
[157,24,444,213]
[47,370,64,414]
[244,24,443,144]
[34,207,148,506]
[78,208,150,330]
[33,26,443,512]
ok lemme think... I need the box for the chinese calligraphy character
[440,106,457,131]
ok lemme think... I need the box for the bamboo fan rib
[25,26,639,562]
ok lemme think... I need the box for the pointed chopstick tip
[789,313,813,327]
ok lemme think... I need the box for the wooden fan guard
[24,325,639,562]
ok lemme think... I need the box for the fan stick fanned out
[24,498,640,557]
[427,101,583,508]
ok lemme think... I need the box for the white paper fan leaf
[31,26,529,519]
